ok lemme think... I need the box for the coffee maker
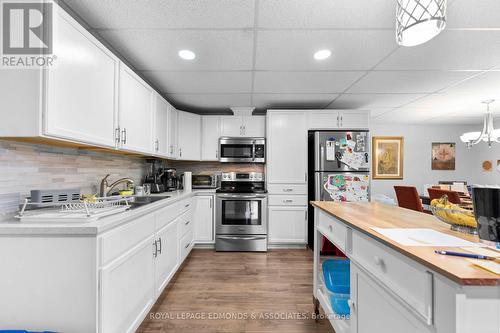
[143,159,165,193]
[161,168,179,192]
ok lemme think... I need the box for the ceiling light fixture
[313,49,331,61]
[460,100,500,148]
[396,0,447,47]
[178,49,196,60]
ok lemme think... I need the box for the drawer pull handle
[185,241,191,249]
[185,220,190,225]
[374,256,384,267]
[283,188,293,192]
[328,225,333,232]
[283,199,293,203]
[185,204,190,208]
[347,299,355,312]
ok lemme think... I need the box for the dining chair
[394,186,425,213]
[427,188,462,204]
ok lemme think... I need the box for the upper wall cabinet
[177,111,201,161]
[307,110,369,130]
[167,106,178,159]
[201,116,221,161]
[220,116,265,137]
[118,64,154,154]
[153,93,170,157]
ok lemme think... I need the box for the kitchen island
[311,201,500,333]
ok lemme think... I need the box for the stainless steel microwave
[218,137,265,163]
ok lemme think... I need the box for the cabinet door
[340,111,370,129]
[193,195,214,243]
[100,235,155,333]
[45,10,117,147]
[242,116,265,137]
[118,65,154,153]
[177,111,201,160]
[307,110,340,129]
[267,111,308,184]
[167,106,178,158]
[220,116,243,137]
[153,94,169,157]
[268,206,307,244]
[201,116,221,161]
[155,220,179,296]
[351,264,430,333]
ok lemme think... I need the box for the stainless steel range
[215,172,267,252]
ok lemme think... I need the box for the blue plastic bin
[322,259,351,316]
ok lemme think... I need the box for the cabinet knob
[374,256,384,266]
[328,225,333,232]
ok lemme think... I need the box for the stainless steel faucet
[100,174,135,197]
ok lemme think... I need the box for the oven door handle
[217,236,267,241]
[217,194,267,199]
[252,140,256,161]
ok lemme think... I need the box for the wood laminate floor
[137,249,333,333]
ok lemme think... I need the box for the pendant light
[460,100,500,148]
[396,0,447,47]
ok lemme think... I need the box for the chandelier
[460,100,500,148]
[396,0,447,47]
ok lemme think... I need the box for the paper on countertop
[461,247,500,258]
[466,259,500,275]
[370,228,484,247]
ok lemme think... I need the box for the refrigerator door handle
[320,144,325,170]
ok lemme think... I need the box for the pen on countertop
[434,250,494,260]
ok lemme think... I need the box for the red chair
[427,188,462,204]
[394,186,424,212]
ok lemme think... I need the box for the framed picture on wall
[431,142,456,170]
[372,136,404,179]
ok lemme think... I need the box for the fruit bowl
[430,205,478,235]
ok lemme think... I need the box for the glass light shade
[460,132,481,143]
[396,0,447,47]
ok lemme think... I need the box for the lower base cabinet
[268,205,308,245]
[193,195,214,244]
[154,219,180,295]
[100,235,156,333]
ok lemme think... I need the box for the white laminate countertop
[0,189,216,236]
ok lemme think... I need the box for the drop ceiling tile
[347,71,475,94]
[253,72,364,94]
[443,71,500,99]
[447,0,500,29]
[377,31,500,71]
[258,0,394,29]
[98,30,254,70]
[63,0,255,29]
[166,93,252,112]
[330,93,426,109]
[252,93,338,110]
[371,107,436,124]
[402,93,487,116]
[142,71,252,94]
[255,30,396,70]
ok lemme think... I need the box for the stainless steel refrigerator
[307,130,370,248]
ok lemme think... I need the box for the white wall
[370,123,500,199]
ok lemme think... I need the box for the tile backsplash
[0,140,146,198]
[167,160,264,174]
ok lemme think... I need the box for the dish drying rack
[16,196,133,223]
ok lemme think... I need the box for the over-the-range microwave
[218,137,265,163]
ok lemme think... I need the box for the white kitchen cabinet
[268,205,308,244]
[220,116,265,137]
[153,93,170,157]
[100,235,156,333]
[266,111,308,186]
[201,116,221,161]
[118,64,154,154]
[167,106,178,159]
[177,111,201,160]
[154,219,179,295]
[307,110,369,130]
[350,263,430,333]
[193,195,214,243]
[45,10,118,148]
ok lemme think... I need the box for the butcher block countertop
[311,201,500,286]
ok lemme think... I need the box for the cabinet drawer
[178,209,193,237]
[100,214,155,266]
[351,231,433,324]
[179,198,193,215]
[267,184,307,195]
[317,209,347,252]
[155,201,180,231]
[180,229,194,262]
[268,195,308,206]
